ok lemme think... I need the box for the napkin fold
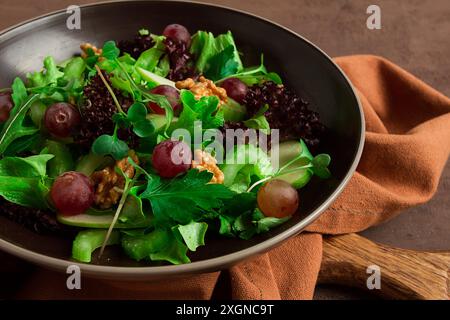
[10,55,450,300]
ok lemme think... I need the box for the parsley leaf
[169,90,224,135]
[140,169,234,224]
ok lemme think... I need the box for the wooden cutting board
[319,233,450,299]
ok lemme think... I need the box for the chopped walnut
[176,76,228,106]
[191,149,224,184]
[91,151,139,209]
[80,42,102,59]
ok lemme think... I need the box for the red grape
[44,102,81,138]
[148,85,182,116]
[257,179,299,218]
[163,24,191,47]
[220,78,248,104]
[50,171,94,216]
[152,140,192,178]
[0,91,13,123]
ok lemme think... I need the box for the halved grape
[152,140,192,178]
[257,179,299,218]
[50,171,94,216]
[44,102,81,137]
[220,78,248,104]
[163,24,191,47]
[148,85,182,116]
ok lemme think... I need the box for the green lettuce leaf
[190,30,243,81]
[176,221,208,251]
[26,56,64,87]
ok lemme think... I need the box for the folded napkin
[10,55,450,299]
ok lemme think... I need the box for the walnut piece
[91,152,139,209]
[80,43,102,59]
[175,76,228,106]
[191,149,224,184]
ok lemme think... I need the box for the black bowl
[0,0,364,280]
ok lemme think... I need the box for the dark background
[0,0,449,299]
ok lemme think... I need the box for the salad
[0,24,330,265]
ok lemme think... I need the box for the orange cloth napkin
[11,55,450,300]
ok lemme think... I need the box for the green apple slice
[57,213,152,229]
[273,140,313,189]
[136,67,176,88]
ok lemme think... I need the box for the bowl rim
[0,0,365,278]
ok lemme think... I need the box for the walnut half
[80,42,102,59]
[175,76,228,106]
[91,151,139,209]
[191,149,224,184]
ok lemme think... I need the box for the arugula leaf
[176,221,208,251]
[140,169,234,224]
[0,154,54,208]
[0,93,39,155]
[11,77,28,107]
[3,133,41,156]
[26,56,64,87]
[0,176,50,209]
[0,154,54,177]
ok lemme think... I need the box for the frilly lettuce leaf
[190,30,243,81]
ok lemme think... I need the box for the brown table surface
[0,0,449,300]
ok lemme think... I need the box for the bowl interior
[0,1,363,273]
